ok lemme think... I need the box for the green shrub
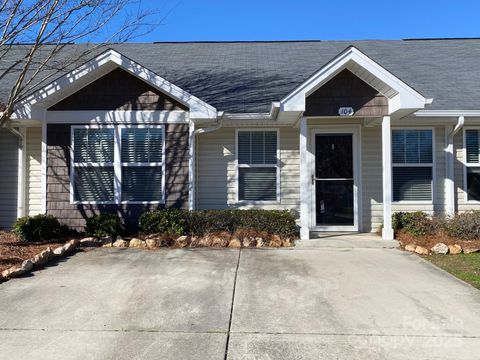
[13,214,62,242]
[138,209,186,235]
[443,211,480,240]
[85,213,124,238]
[139,209,298,238]
[391,211,435,237]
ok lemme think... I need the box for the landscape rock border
[403,241,480,255]
[0,238,82,283]
[0,233,294,284]
[108,233,293,250]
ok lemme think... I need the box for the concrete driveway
[1,240,480,359]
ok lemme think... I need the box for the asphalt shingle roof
[1,39,480,113]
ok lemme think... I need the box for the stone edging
[0,234,294,283]
[403,242,479,255]
[0,238,81,283]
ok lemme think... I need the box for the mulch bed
[0,232,65,273]
[397,230,480,251]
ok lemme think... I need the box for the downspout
[445,116,464,216]
[188,111,225,211]
[2,124,26,219]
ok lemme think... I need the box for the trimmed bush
[139,209,298,238]
[13,214,62,242]
[85,213,124,238]
[139,209,186,235]
[392,211,435,237]
[443,211,480,240]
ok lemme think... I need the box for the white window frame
[463,127,480,204]
[391,127,435,204]
[235,128,280,204]
[70,124,166,205]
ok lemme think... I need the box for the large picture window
[236,130,279,202]
[71,125,165,203]
[392,129,433,202]
[464,129,480,202]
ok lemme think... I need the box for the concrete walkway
[1,241,480,359]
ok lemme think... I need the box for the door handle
[311,174,315,185]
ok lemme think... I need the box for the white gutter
[222,102,281,121]
[415,110,480,117]
[445,116,465,216]
[188,112,225,211]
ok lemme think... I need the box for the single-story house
[2,39,480,240]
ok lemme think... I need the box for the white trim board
[46,110,189,124]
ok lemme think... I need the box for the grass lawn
[426,253,480,290]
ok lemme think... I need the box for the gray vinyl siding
[0,129,18,229]
[25,127,42,216]
[196,127,300,212]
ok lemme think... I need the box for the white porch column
[188,121,196,211]
[299,117,310,240]
[17,127,26,218]
[445,116,464,217]
[382,115,394,240]
[445,125,455,217]
[41,120,47,214]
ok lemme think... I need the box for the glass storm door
[314,133,355,228]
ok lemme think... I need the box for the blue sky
[121,0,480,42]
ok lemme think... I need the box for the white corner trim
[280,46,427,113]
[15,49,217,120]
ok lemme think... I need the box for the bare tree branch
[0,0,161,126]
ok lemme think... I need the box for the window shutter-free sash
[237,130,278,202]
[73,128,114,163]
[239,168,277,201]
[392,129,433,202]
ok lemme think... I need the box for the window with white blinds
[392,129,433,202]
[72,128,115,202]
[237,130,279,202]
[121,128,164,202]
[465,129,480,201]
[72,126,165,203]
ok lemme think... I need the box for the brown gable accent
[48,68,188,111]
[304,69,388,117]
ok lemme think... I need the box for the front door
[313,131,358,231]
